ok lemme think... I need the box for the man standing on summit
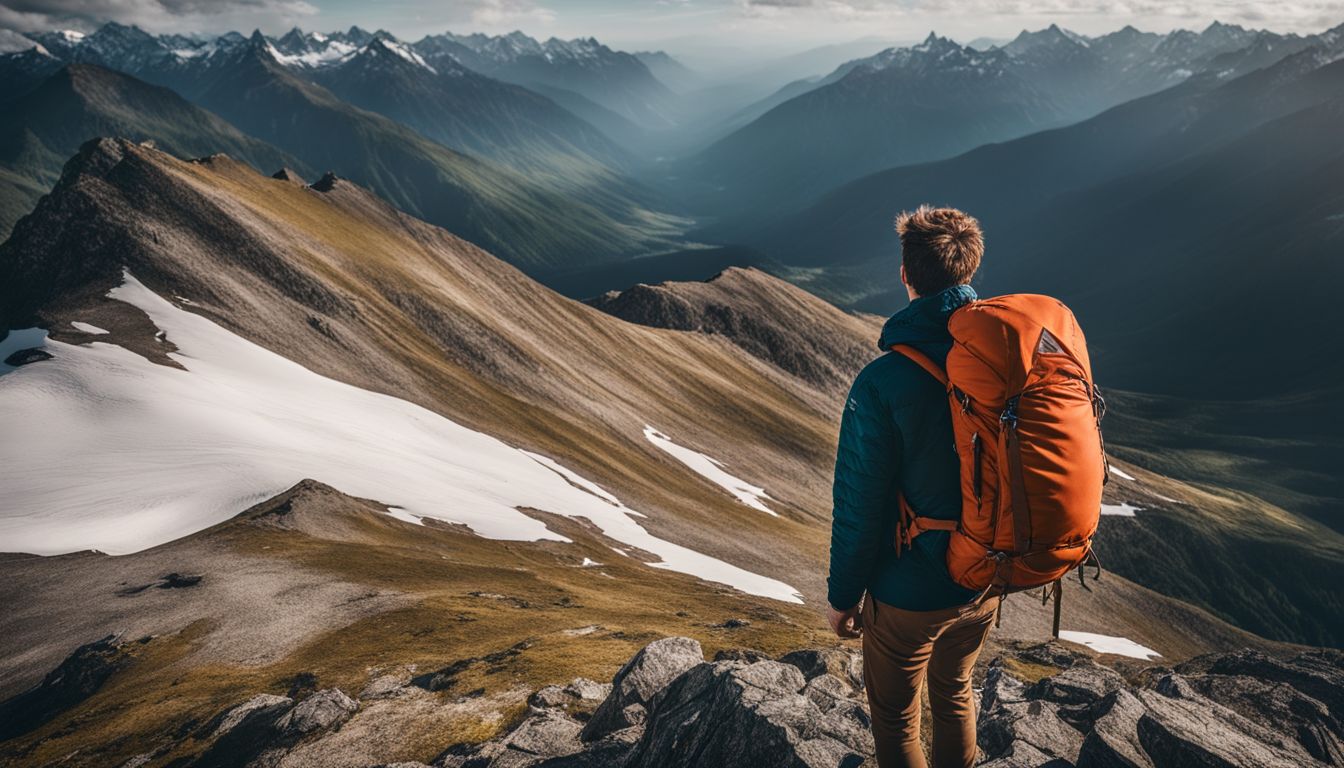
[827,206,998,768]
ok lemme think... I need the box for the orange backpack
[892,294,1106,636]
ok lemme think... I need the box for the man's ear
[900,264,908,287]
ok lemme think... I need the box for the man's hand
[827,601,863,639]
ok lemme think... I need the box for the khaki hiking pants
[861,594,1000,768]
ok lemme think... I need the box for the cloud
[734,0,1343,32]
[0,0,318,33]
[467,0,555,27]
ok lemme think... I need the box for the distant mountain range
[715,25,1344,543]
[0,22,689,269]
[681,21,1340,214]
[412,30,678,131]
[742,28,1344,396]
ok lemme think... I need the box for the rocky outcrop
[194,694,295,768]
[438,709,586,767]
[0,633,137,740]
[188,688,357,768]
[977,661,1083,765]
[276,688,358,736]
[579,636,705,742]
[445,639,872,768]
[529,678,611,711]
[398,640,1344,768]
[980,648,1344,768]
[22,637,1334,768]
[623,658,871,768]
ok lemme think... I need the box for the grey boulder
[438,710,584,768]
[580,637,704,742]
[623,659,871,768]
[278,688,358,736]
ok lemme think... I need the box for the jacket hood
[877,284,977,350]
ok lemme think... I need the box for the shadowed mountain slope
[173,36,681,272]
[0,63,297,236]
[309,37,634,182]
[684,34,1067,215]
[680,22,1309,217]
[47,31,678,273]
[745,49,1344,401]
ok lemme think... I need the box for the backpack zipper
[971,432,983,504]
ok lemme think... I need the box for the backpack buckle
[1000,397,1020,428]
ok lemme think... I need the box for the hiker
[826,206,1105,767]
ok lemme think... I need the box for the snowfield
[1109,465,1137,481]
[1058,630,1161,660]
[643,426,777,516]
[0,272,802,604]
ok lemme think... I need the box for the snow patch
[580,557,602,567]
[1058,630,1161,660]
[386,507,425,526]
[270,38,356,67]
[171,44,212,59]
[71,321,109,335]
[522,451,621,507]
[1101,502,1142,517]
[0,272,802,605]
[379,39,436,72]
[643,426,777,516]
[1109,466,1136,481]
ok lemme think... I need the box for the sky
[2,0,1342,60]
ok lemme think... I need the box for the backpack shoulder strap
[890,344,949,388]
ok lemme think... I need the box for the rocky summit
[27,633,1325,768]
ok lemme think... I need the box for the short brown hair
[895,205,983,296]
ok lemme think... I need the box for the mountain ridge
[678,18,1344,217]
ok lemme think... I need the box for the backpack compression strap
[895,495,958,553]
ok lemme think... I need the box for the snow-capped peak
[1005,23,1090,55]
[855,33,1005,77]
[262,27,360,69]
[359,36,437,73]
